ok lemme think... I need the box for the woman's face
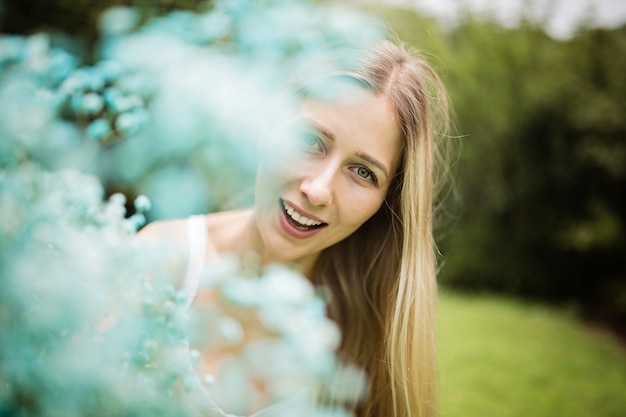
[254,86,403,268]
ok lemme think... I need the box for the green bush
[375,6,626,335]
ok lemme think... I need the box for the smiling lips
[279,198,327,238]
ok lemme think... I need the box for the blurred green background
[373,5,626,415]
[3,0,625,415]
[375,4,626,335]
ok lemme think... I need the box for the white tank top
[181,215,303,416]
[182,214,207,310]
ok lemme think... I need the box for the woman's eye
[353,166,376,183]
[301,133,323,153]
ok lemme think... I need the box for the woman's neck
[207,209,316,278]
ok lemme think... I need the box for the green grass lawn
[437,291,626,417]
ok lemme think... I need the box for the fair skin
[138,85,403,413]
[252,87,402,275]
[140,86,402,276]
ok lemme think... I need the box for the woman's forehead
[298,74,371,103]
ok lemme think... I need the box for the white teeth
[282,201,322,227]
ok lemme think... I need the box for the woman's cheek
[348,188,387,221]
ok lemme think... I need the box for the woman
[140,40,450,417]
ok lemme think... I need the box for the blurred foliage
[0,1,387,415]
[374,7,626,336]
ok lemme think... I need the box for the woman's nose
[299,162,336,207]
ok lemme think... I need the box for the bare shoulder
[136,217,191,244]
[135,217,197,287]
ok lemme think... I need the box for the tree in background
[379,7,626,337]
[1,0,206,42]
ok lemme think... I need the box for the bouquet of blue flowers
[0,1,381,415]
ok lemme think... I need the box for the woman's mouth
[279,199,327,233]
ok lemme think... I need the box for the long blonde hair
[309,41,450,417]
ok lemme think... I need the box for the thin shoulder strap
[183,214,207,310]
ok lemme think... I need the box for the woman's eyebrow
[304,118,390,179]
[355,152,390,179]
[304,118,335,141]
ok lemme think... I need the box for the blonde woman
[140,40,450,417]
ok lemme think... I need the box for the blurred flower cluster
[0,0,383,415]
